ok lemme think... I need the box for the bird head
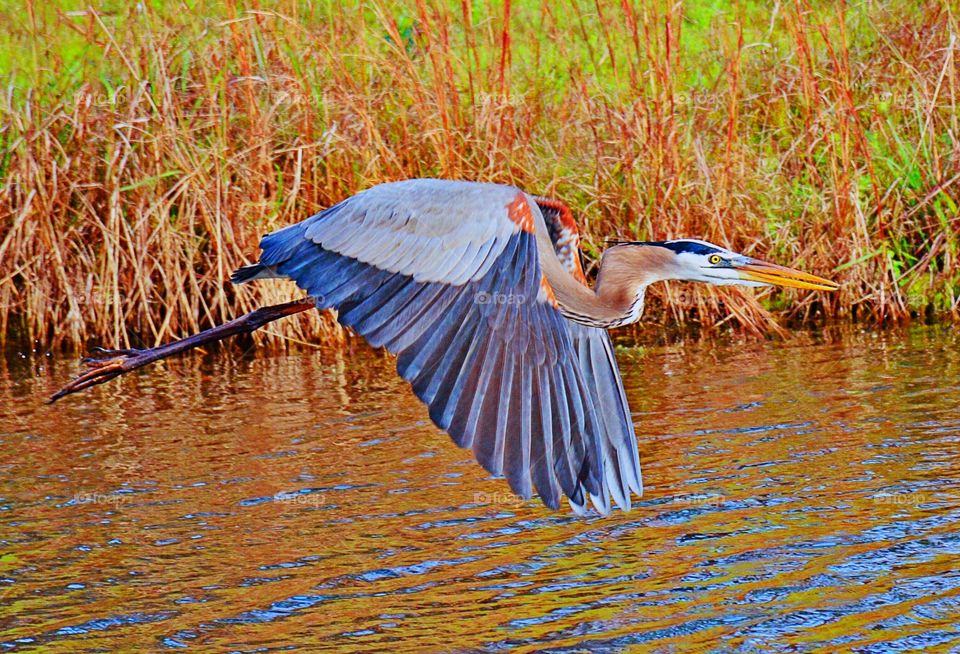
[616,239,838,291]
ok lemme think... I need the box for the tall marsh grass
[1,0,958,348]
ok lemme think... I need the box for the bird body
[50,178,836,515]
[231,179,837,514]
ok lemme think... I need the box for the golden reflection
[1,327,958,651]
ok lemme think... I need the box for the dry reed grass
[1,0,958,349]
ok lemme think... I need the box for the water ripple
[3,327,960,651]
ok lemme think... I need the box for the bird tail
[231,219,318,285]
[230,263,284,284]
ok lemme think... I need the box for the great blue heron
[51,179,837,514]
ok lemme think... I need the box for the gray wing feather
[302,179,520,284]
[571,324,644,504]
[535,198,644,508]
[232,180,642,513]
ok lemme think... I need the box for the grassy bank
[1,0,958,349]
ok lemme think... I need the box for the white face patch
[668,241,770,287]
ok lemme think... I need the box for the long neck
[542,243,669,328]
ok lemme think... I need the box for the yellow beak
[736,259,839,291]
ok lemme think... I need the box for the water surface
[2,327,959,652]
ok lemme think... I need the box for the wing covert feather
[302,179,521,284]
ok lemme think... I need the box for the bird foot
[46,300,314,404]
[49,348,152,404]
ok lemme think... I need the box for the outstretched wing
[534,197,643,509]
[235,179,636,512]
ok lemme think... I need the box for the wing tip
[568,496,589,516]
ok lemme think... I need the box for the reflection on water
[2,326,959,652]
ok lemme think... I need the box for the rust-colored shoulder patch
[506,193,535,233]
[535,197,577,233]
[538,275,559,308]
[533,196,588,285]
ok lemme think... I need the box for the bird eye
[708,254,723,265]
